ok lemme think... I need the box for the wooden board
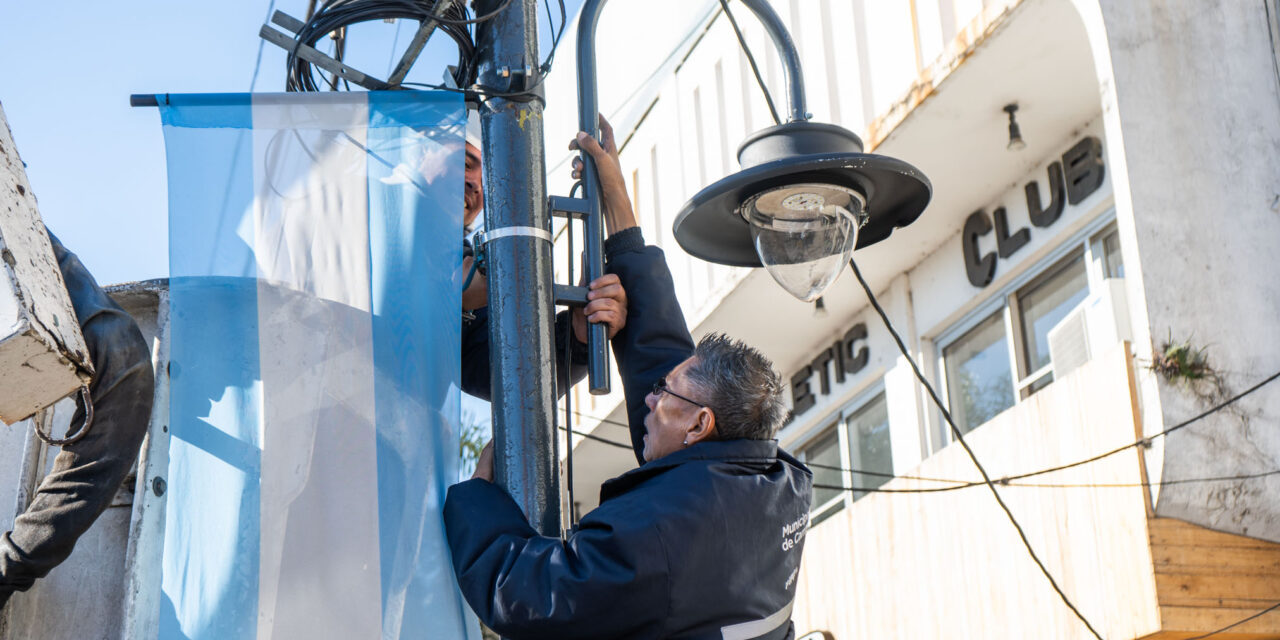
[1150,516,1280,638]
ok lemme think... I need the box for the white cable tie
[479,226,553,244]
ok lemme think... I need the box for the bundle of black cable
[284,0,513,92]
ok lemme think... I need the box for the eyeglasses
[651,377,706,409]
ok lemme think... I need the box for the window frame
[1010,250,1090,396]
[933,212,1121,449]
[793,381,890,524]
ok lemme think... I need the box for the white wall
[1072,0,1280,541]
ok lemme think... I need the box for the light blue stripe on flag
[366,91,472,640]
[157,92,475,640]
[162,96,262,640]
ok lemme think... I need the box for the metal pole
[572,0,806,395]
[574,0,612,396]
[475,0,561,536]
[737,0,807,122]
[570,2,807,389]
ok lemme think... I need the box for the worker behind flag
[155,92,478,640]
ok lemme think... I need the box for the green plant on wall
[1150,333,1215,384]
[1148,331,1232,406]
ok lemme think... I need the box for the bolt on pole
[474,0,561,537]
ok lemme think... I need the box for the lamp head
[673,121,931,301]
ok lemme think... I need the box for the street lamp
[584,0,932,302]
[674,120,931,300]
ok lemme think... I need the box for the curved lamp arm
[572,0,808,394]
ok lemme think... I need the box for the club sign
[962,136,1105,288]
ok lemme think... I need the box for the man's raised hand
[570,115,638,235]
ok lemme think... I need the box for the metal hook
[34,385,94,447]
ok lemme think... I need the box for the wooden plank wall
[790,345,1163,639]
[1141,517,1280,639]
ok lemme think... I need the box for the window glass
[800,427,843,510]
[1101,229,1124,279]
[944,311,1014,434]
[846,393,892,499]
[1018,253,1089,380]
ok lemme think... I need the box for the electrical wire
[251,0,281,91]
[557,425,632,450]
[848,257,1105,640]
[386,17,405,76]
[285,0,479,92]
[1183,600,1280,640]
[998,368,1280,484]
[547,255,1278,640]
[813,468,1280,495]
[564,203,578,526]
[803,460,967,484]
[719,0,781,126]
[564,371,1280,492]
[284,0,569,107]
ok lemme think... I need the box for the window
[1098,228,1124,279]
[797,424,844,524]
[938,223,1125,441]
[1015,253,1089,393]
[943,310,1014,434]
[846,393,893,498]
[795,390,893,525]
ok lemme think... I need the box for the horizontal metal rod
[554,284,589,307]
[548,195,589,219]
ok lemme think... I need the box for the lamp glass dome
[739,182,865,302]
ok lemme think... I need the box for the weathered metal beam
[387,0,455,86]
[258,23,390,91]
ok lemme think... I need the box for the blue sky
[0,1,581,285]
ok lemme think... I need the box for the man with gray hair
[445,118,813,640]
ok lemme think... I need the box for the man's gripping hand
[572,274,627,343]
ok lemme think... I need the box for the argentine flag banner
[155,92,477,640]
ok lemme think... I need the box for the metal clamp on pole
[548,195,590,220]
[553,284,589,307]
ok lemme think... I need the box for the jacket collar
[599,439,793,503]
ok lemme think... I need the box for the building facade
[547,0,1280,638]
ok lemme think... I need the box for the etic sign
[789,323,870,419]
[963,136,1105,287]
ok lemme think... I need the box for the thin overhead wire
[1183,600,1280,640]
[565,371,1280,493]
[719,0,781,125]
[848,257,1105,640]
[250,0,281,91]
[998,368,1280,484]
[557,425,632,450]
[564,211,578,526]
[814,468,1280,495]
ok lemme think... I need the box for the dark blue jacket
[444,229,813,639]
[462,305,587,400]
